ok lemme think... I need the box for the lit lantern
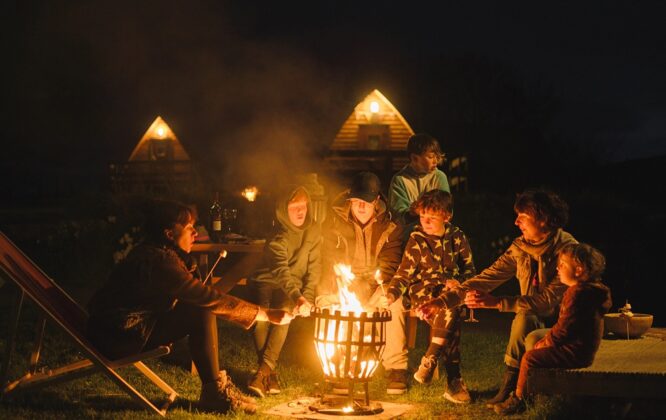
[242,186,259,202]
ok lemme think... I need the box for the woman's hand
[464,290,500,310]
[256,308,293,325]
[415,298,444,321]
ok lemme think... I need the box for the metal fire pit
[310,307,391,415]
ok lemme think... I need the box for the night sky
[4,1,666,198]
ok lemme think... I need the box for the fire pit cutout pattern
[310,307,391,414]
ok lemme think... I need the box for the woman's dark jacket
[86,243,259,359]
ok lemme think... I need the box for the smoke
[9,1,355,197]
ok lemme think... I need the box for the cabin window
[367,135,380,150]
[150,140,172,161]
[358,124,390,150]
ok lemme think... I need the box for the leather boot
[485,367,519,408]
[247,362,271,398]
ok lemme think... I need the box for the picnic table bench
[527,328,666,399]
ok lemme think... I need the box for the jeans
[504,312,545,368]
[250,282,294,370]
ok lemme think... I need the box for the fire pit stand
[310,307,391,415]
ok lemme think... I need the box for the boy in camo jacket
[385,189,476,404]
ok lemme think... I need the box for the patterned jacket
[387,223,475,306]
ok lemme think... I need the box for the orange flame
[314,264,380,379]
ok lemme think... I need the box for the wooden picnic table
[190,241,265,293]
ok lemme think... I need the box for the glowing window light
[370,101,380,113]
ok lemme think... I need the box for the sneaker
[267,371,281,394]
[413,355,438,384]
[247,365,270,398]
[443,377,471,404]
[386,369,409,395]
[494,392,525,415]
[199,371,257,414]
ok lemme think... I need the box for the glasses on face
[423,152,445,164]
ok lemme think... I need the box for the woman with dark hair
[416,188,577,407]
[86,200,292,415]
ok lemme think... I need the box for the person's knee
[525,329,548,351]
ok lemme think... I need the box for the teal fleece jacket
[249,186,322,303]
[388,165,450,226]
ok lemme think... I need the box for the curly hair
[411,189,453,216]
[514,188,569,231]
[559,243,606,282]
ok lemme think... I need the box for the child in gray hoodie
[247,186,321,398]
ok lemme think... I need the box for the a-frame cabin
[325,89,415,180]
[110,116,197,197]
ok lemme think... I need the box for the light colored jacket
[440,229,577,315]
[388,165,450,226]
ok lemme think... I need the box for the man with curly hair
[416,188,577,408]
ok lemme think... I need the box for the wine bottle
[210,192,222,243]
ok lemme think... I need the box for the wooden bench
[527,328,666,399]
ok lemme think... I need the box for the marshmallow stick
[375,269,387,297]
[202,250,228,285]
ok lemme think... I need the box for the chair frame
[0,231,178,416]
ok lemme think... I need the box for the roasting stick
[374,269,387,297]
[202,250,228,285]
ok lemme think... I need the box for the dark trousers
[145,302,220,384]
[516,345,588,397]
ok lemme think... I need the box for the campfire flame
[314,264,382,379]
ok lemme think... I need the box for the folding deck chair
[0,231,178,416]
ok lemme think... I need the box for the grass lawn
[0,288,660,419]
